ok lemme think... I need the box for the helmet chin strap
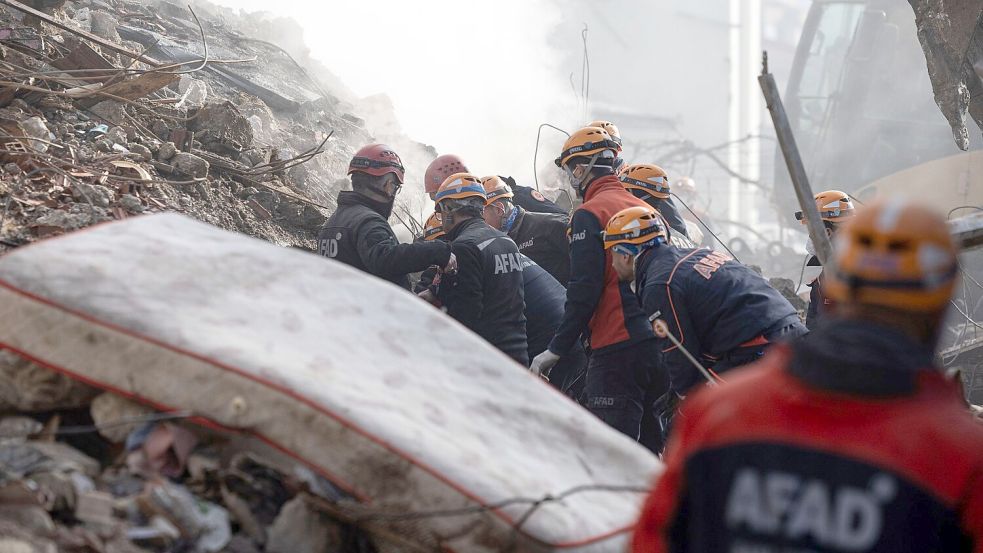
[566,152,602,197]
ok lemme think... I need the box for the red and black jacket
[632,320,983,552]
[548,175,653,356]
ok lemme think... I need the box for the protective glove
[530,350,560,378]
[442,252,458,275]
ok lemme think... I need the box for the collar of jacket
[337,190,394,219]
[582,174,625,203]
[505,205,525,235]
[445,216,483,241]
[788,317,937,397]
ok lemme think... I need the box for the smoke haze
[210,0,578,190]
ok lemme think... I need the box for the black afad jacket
[437,218,528,365]
[317,191,450,290]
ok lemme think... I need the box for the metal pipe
[758,51,834,267]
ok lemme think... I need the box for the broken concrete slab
[171,151,209,179]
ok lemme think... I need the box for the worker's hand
[442,253,458,275]
[530,350,560,378]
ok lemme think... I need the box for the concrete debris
[0,387,377,553]
[0,0,435,253]
[171,151,209,179]
[156,141,177,162]
[119,193,144,213]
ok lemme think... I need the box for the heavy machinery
[777,0,983,401]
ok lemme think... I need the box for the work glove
[442,252,458,275]
[530,350,560,378]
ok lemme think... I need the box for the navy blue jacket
[632,192,690,240]
[635,245,802,393]
[520,255,587,392]
[438,218,528,365]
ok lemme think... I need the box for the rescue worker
[796,190,856,329]
[433,173,529,365]
[607,205,806,391]
[607,205,805,378]
[482,176,572,285]
[421,204,587,396]
[424,154,469,201]
[619,164,691,239]
[631,198,983,553]
[318,144,453,290]
[530,126,665,450]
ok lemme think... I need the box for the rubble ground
[0,0,434,253]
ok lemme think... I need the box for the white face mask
[805,237,816,257]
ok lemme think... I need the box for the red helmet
[424,154,469,195]
[348,144,405,184]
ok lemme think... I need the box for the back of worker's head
[825,197,958,345]
[481,176,514,230]
[619,163,671,200]
[434,173,487,232]
[796,189,855,234]
[555,126,621,198]
[425,154,469,200]
[348,144,405,202]
[602,205,669,281]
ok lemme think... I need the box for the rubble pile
[0,363,379,553]
[0,0,434,251]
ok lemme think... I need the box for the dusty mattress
[0,214,661,552]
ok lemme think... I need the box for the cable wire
[670,193,741,262]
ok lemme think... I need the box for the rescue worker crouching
[619,163,691,240]
[631,198,983,553]
[432,173,529,365]
[604,206,806,446]
[530,126,666,452]
[318,144,453,290]
[796,190,856,329]
[482,176,572,286]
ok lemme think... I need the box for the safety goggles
[349,157,405,178]
[794,207,849,221]
[612,244,642,257]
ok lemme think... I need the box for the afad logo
[726,467,895,551]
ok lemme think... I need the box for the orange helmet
[481,175,513,205]
[602,206,668,255]
[825,198,958,313]
[620,164,671,199]
[795,190,855,225]
[424,154,468,195]
[434,172,486,205]
[422,212,445,241]
[554,126,620,169]
[587,120,622,148]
